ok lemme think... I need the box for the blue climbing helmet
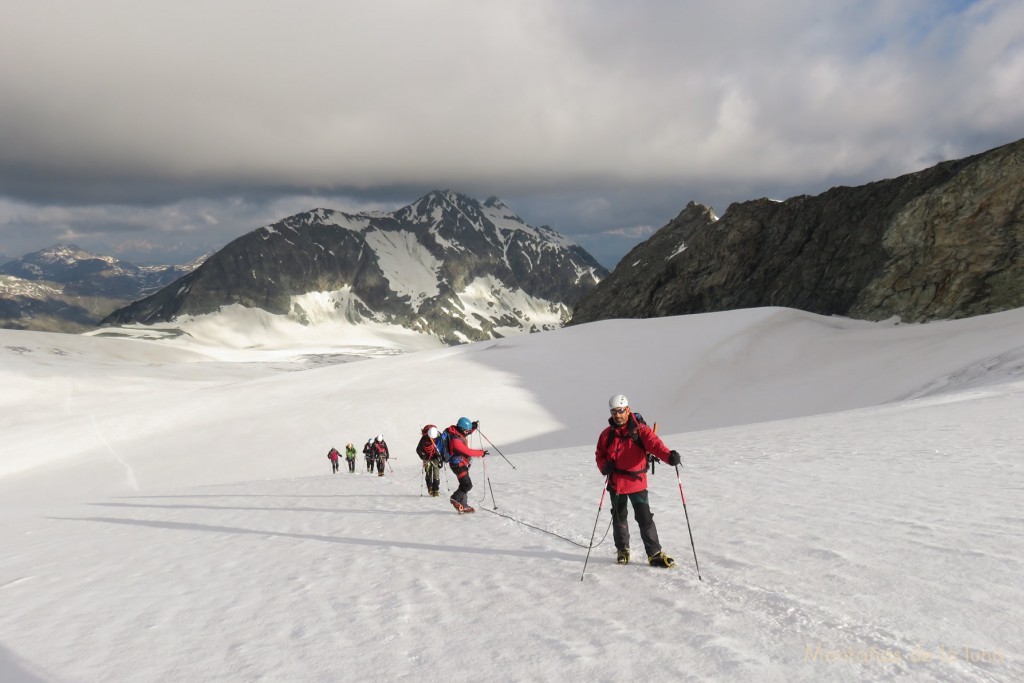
[457,416,473,432]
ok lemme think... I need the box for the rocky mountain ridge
[571,137,1024,325]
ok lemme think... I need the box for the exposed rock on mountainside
[571,137,1024,325]
[103,191,607,344]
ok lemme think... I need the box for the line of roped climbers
[325,437,391,475]
[323,394,701,575]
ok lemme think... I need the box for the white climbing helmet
[375,434,384,442]
[608,394,629,410]
[427,426,439,439]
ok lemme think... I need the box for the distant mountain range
[0,246,203,333]
[571,136,1024,325]
[102,191,608,344]
[8,138,1022,341]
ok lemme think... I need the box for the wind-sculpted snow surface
[1,308,1022,680]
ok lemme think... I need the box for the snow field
[1,307,1023,681]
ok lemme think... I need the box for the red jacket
[327,448,340,462]
[445,425,485,471]
[595,415,671,494]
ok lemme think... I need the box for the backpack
[436,430,453,464]
[416,425,439,460]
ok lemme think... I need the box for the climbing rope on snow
[479,506,613,550]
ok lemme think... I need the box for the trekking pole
[580,477,610,582]
[674,465,703,581]
[478,430,517,470]
[419,462,425,497]
[482,456,498,510]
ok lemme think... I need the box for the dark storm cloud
[1,0,1022,265]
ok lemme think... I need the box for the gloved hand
[482,449,489,457]
[601,463,614,476]
[472,420,479,430]
[668,450,681,466]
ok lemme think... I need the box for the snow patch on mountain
[288,287,378,325]
[322,210,373,233]
[363,229,441,305]
[0,275,63,299]
[455,275,568,336]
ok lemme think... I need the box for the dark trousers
[347,458,355,472]
[610,490,661,557]
[376,456,386,474]
[365,457,373,472]
[423,460,440,492]
[450,466,472,506]
[330,460,339,473]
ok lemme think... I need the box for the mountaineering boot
[616,549,630,565]
[648,551,676,568]
[451,499,466,513]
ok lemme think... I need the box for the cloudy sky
[2,0,1022,267]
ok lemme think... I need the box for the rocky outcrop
[571,137,1024,324]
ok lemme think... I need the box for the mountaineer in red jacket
[596,394,681,567]
[445,417,487,513]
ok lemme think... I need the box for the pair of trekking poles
[581,464,702,582]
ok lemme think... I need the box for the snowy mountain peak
[103,192,609,345]
[28,244,117,267]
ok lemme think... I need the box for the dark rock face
[571,138,1024,325]
[103,191,607,344]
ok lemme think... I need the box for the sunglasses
[610,407,628,415]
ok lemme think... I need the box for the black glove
[668,450,681,466]
[482,449,489,457]
[601,463,614,476]
[472,420,479,430]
